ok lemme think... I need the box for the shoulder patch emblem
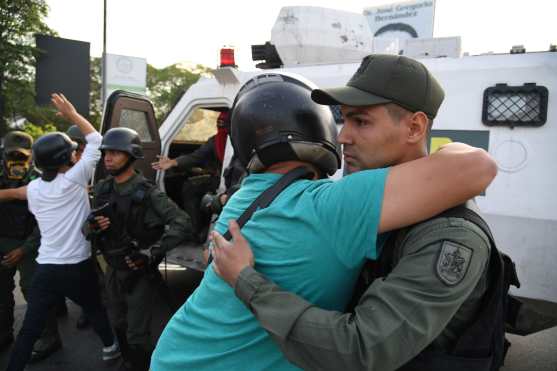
[436,241,473,286]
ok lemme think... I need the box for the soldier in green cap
[85,127,193,371]
[212,55,508,371]
[151,67,497,371]
[0,131,62,361]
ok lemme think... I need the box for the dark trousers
[6,258,115,371]
[0,252,60,347]
[105,267,156,348]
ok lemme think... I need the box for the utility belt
[102,241,162,293]
[101,239,139,271]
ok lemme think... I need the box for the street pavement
[1,268,556,370]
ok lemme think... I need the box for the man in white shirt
[5,94,120,371]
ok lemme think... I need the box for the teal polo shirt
[152,168,389,371]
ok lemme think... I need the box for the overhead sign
[104,53,147,102]
[363,0,435,40]
[35,35,90,117]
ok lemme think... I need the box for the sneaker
[103,339,121,361]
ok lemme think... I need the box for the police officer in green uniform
[85,127,192,371]
[0,131,61,360]
[211,55,507,370]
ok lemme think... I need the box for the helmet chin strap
[107,157,135,177]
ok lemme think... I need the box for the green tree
[0,0,55,136]
[90,57,102,128]
[147,63,210,124]
[21,121,57,140]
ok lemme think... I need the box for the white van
[97,6,557,330]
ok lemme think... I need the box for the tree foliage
[87,59,208,128]
[0,0,55,136]
[147,63,210,124]
[0,0,208,138]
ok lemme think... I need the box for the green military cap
[4,131,33,156]
[311,54,445,119]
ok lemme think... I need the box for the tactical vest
[349,204,519,371]
[0,169,37,239]
[93,177,164,269]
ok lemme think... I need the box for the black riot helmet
[99,127,143,159]
[230,74,341,176]
[66,125,86,145]
[32,132,78,181]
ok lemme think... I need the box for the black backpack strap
[208,166,312,263]
[222,166,312,239]
[437,202,521,369]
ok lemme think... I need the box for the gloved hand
[124,252,149,271]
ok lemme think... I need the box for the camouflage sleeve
[235,218,490,371]
[21,226,40,255]
[149,189,194,253]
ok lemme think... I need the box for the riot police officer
[86,127,192,371]
[0,131,61,360]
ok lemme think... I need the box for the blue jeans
[7,258,115,371]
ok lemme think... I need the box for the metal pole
[101,0,107,112]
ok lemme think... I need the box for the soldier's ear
[406,111,429,144]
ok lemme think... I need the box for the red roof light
[220,47,236,68]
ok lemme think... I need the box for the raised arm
[52,93,102,184]
[379,142,497,233]
[51,93,96,136]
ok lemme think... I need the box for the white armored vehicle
[99,6,557,330]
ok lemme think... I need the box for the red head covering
[214,111,230,163]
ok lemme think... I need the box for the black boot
[120,345,151,371]
[29,336,62,363]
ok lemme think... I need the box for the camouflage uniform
[87,171,192,371]
[234,209,496,371]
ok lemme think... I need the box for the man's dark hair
[385,103,433,133]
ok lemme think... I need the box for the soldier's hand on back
[1,247,24,268]
[51,93,78,121]
[151,155,177,171]
[211,220,255,288]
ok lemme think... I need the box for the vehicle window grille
[482,83,548,128]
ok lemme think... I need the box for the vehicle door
[95,90,161,183]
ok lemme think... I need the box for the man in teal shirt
[213,55,506,371]
[151,69,496,370]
